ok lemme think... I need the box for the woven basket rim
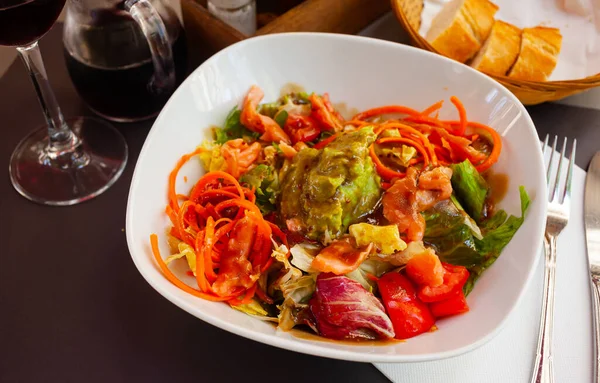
[391,0,600,90]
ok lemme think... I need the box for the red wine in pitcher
[0,0,66,46]
[64,35,187,122]
[63,5,188,122]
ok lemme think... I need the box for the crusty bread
[401,0,425,31]
[470,21,522,76]
[426,0,499,63]
[507,27,562,81]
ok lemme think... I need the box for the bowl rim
[125,32,547,363]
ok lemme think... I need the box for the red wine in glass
[1,0,128,206]
[0,0,66,46]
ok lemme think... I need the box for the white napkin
[374,166,593,383]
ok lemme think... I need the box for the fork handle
[531,235,557,383]
[590,274,600,383]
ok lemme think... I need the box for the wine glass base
[9,117,128,206]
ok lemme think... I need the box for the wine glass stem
[16,40,81,159]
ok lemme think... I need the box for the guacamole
[280,127,381,243]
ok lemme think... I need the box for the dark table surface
[1,25,599,383]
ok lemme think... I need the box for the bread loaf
[507,27,562,81]
[470,20,522,76]
[426,0,499,63]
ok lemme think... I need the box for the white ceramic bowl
[125,33,547,363]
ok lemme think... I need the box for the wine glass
[0,0,128,206]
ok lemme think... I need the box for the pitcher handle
[125,0,175,95]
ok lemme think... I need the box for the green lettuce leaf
[282,92,311,105]
[423,199,483,268]
[450,160,489,222]
[214,106,260,144]
[464,186,531,295]
[423,187,531,296]
[274,110,288,128]
[258,101,281,118]
[480,209,508,231]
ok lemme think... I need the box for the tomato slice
[377,272,435,340]
[284,115,321,144]
[430,290,470,318]
[417,263,469,303]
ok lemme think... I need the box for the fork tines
[542,134,577,204]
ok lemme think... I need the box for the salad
[150,85,530,341]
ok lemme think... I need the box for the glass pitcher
[63,0,187,122]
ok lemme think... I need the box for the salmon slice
[240,85,291,144]
[383,166,453,241]
[220,139,262,178]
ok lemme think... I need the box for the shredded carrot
[268,221,289,248]
[230,283,258,306]
[150,234,230,301]
[369,144,406,181]
[165,205,179,232]
[203,217,218,282]
[154,159,285,304]
[431,126,487,164]
[183,203,201,233]
[447,120,503,172]
[353,105,421,121]
[176,201,197,246]
[195,189,241,203]
[403,115,451,130]
[313,134,338,149]
[168,148,204,212]
[194,230,210,292]
[345,119,372,127]
[377,122,438,166]
[420,100,444,117]
[214,198,262,217]
[450,96,467,136]
[213,221,235,245]
[190,171,245,202]
[377,136,430,167]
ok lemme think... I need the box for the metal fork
[530,135,576,383]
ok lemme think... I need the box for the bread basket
[392,0,600,105]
